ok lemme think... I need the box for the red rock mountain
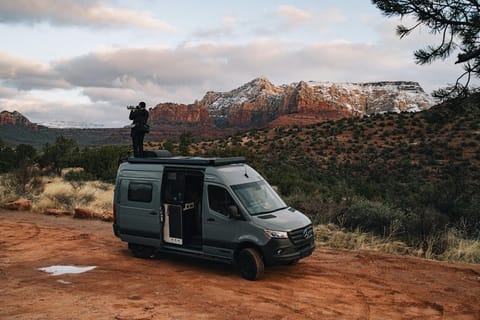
[149,78,434,134]
[0,78,435,144]
[0,110,38,128]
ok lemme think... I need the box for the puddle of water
[38,265,96,276]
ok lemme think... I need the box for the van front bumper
[262,237,315,265]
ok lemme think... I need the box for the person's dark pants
[131,129,145,157]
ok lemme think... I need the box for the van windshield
[231,180,287,216]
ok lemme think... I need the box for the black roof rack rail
[127,156,246,166]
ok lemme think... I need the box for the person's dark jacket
[129,108,149,133]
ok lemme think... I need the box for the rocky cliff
[0,110,38,128]
[150,77,434,131]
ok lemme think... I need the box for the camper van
[113,153,315,280]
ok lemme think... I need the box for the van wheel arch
[234,242,264,257]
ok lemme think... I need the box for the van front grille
[288,225,314,247]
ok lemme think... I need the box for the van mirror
[227,205,241,219]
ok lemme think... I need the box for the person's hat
[138,101,146,108]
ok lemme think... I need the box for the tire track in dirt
[1,221,41,241]
[345,254,447,318]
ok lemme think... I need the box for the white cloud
[276,5,312,28]
[256,5,348,36]
[0,36,469,126]
[0,88,127,127]
[318,7,348,24]
[0,0,174,31]
[192,14,237,39]
[4,39,457,99]
[0,86,18,99]
[0,52,70,90]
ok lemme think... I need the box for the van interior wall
[162,170,204,246]
[185,174,203,239]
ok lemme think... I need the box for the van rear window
[128,182,153,203]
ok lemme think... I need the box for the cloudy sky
[0,0,467,127]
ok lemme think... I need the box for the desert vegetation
[0,139,125,220]
[192,93,480,263]
[1,94,479,263]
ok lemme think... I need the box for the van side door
[116,178,163,247]
[203,184,240,260]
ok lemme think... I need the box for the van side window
[208,185,235,217]
[128,182,153,203]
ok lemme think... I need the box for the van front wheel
[237,248,264,281]
[128,243,155,259]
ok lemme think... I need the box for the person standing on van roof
[129,101,149,157]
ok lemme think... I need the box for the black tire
[128,243,155,259]
[237,248,264,281]
[287,259,299,265]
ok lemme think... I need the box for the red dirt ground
[1,209,479,320]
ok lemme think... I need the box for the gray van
[113,153,315,280]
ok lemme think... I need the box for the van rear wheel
[128,243,155,259]
[237,248,264,281]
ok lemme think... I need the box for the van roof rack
[127,156,246,166]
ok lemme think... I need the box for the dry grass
[314,224,480,264]
[314,224,411,256]
[32,176,113,214]
[439,232,480,264]
[0,174,18,204]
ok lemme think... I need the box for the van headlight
[264,229,288,239]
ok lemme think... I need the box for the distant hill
[1,77,435,146]
[0,110,130,146]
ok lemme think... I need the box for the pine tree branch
[456,48,480,63]
[373,0,480,95]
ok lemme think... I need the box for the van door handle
[207,218,215,222]
[149,211,157,215]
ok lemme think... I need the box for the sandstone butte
[148,78,434,135]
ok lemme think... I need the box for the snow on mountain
[38,121,106,129]
[203,78,435,118]
[304,80,436,115]
[187,78,435,129]
[206,77,284,117]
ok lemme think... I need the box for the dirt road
[1,209,479,320]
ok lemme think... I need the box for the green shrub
[64,169,96,182]
[49,192,75,210]
[284,191,345,225]
[0,146,16,173]
[47,187,96,210]
[79,145,129,182]
[342,198,406,237]
[2,165,44,197]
